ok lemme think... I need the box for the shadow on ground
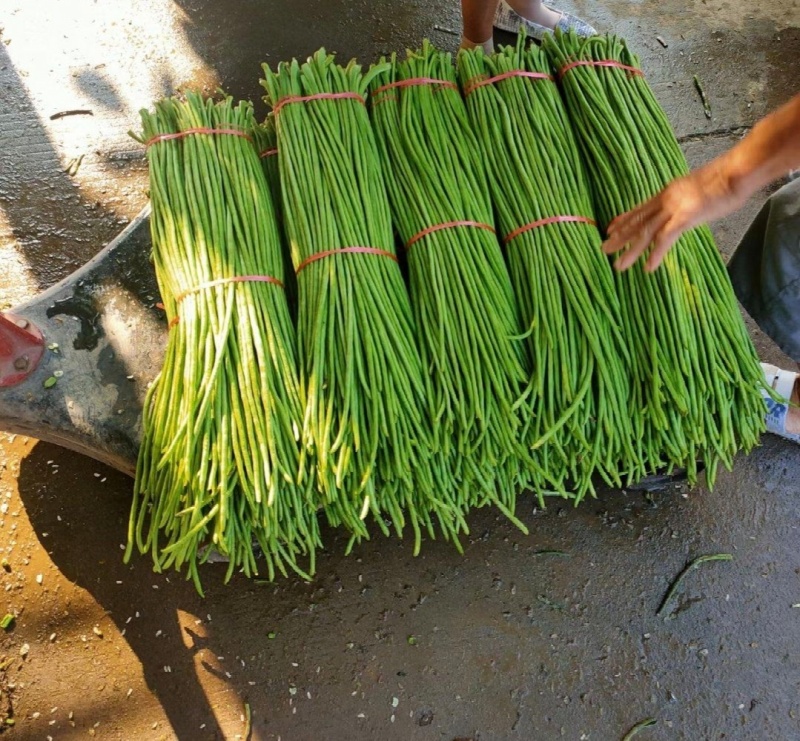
[0,41,142,293]
[16,434,800,740]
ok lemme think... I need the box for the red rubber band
[503,215,597,245]
[272,92,366,116]
[372,77,458,96]
[558,60,644,80]
[145,127,253,148]
[463,70,555,96]
[259,147,278,158]
[175,275,284,302]
[168,316,180,328]
[405,220,496,250]
[295,247,398,275]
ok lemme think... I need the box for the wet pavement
[0,0,799,739]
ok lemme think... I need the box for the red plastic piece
[0,312,45,387]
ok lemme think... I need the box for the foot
[459,34,495,55]
[494,0,597,41]
[761,362,800,442]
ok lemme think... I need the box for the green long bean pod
[128,93,319,594]
[544,31,766,485]
[457,35,641,500]
[261,49,465,553]
[369,42,545,523]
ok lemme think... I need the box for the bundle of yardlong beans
[127,94,319,592]
[544,31,766,485]
[261,50,465,552]
[369,42,544,524]
[458,37,639,500]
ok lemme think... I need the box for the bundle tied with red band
[261,49,466,551]
[144,126,253,147]
[128,93,318,592]
[544,29,766,485]
[369,42,541,525]
[458,33,639,501]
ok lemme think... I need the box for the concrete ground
[0,0,799,739]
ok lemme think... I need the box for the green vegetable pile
[544,31,766,485]
[127,94,319,592]
[457,36,638,500]
[128,34,769,590]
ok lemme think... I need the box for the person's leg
[728,178,800,360]
[460,0,497,52]
[459,0,595,52]
[728,178,800,440]
[493,0,596,40]
[504,0,561,28]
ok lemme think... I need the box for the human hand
[601,161,746,272]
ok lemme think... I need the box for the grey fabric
[727,178,800,362]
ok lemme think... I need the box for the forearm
[601,92,800,273]
[719,93,800,201]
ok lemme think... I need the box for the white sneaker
[761,362,800,444]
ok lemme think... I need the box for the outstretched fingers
[643,218,684,272]
[601,202,670,272]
